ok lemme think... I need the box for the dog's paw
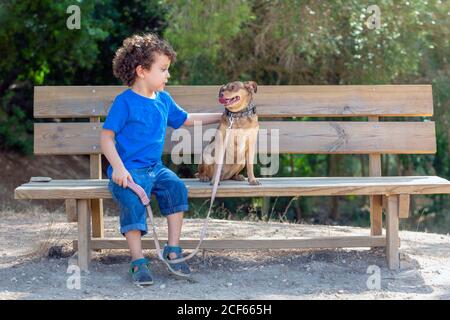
[248,178,261,185]
[198,175,211,182]
[209,180,221,186]
[232,174,246,181]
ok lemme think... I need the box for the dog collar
[224,102,257,119]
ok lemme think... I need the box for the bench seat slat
[34,85,433,118]
[34,121,436,155]
[14,176,450,199]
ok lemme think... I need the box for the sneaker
[130,258,153,285]
[162,244,191,278]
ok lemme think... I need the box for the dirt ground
[2,152,450,300]
[1,205,450,300]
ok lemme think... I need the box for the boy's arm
[100,129,133,187]
[183,113,222,126]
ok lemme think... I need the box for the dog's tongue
[218,97,228,104]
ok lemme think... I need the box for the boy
[101,33,221,285]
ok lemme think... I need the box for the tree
[0,0,168,154]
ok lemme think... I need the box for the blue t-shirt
[103,88,189,179]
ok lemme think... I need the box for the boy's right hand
[112,166,134,188]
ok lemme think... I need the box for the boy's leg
[126,230,144,261]
[167,212,184,259]
[151,163,190,272]
[108,170,152,269]
[108,170,156,284]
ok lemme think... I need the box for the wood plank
[386,195,400,270]
[262,196,271,220]
[77,199,91,272]
[370,195,383,236]
[89,117,104,240]
[369,116,383,237]
[382,195,388,211]
[73,236,399,250]
[34,121,437,155]
[34,85,433,118]
[90,199,103,237]
[399,194,410,218]
[65,199,77,223]
[34,122,101,155]
[369,154,382,177]
[14,176,450,199]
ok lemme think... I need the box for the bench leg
[398,194,410,218]
[65,199,78,222]
[77,199,91,272]
[91,199,104,238]
[386,195,400,270]
[370,195,383,236]
[91,199,104,253]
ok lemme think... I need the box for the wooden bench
[15,85,450,272]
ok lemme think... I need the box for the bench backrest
[33,85,435,179]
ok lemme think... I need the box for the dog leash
[127,116,235,265]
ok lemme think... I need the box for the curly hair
[112,33,177,86]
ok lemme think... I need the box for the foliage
[1,0,449,231]
[0,0,166,154]
[163,0,450,230]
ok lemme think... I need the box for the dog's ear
[244,81,257,94]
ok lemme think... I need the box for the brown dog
[195,81,260,185]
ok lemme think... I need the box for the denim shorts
[108,162,189,236]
